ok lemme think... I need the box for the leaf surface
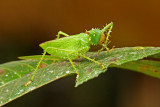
[0,47,160,106]
[111,59,160,78]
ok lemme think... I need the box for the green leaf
[0,47,160,106]
[110,59,160,78]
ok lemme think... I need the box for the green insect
[19,22,113,86]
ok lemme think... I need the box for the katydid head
[87,29,102,45]
[87,22,113,46]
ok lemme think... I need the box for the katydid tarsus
[19,22,113,86]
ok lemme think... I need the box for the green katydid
[19,22,113,86]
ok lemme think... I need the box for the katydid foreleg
[98,22,113,54]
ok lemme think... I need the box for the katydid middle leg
[57,31,70,39]
[79,54,105,69]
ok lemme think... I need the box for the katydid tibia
[19,22,113,86]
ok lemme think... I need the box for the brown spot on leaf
[140,65,152,71]
[0,69,5,75]
[88,68,92,72]
[139,65,159,73]
[73,62,79,66]
[40,64,47,68]
[109,58,118,63]
[58,62,64,66]
[67,61,79,67]
[153,70,158,73]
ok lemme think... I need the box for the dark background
[0,0,160,107]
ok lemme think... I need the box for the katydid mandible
[19,22,113,86]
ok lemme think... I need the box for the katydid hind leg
[57,31,70,39]
[67,56,79,81]
[25,48,48,86]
